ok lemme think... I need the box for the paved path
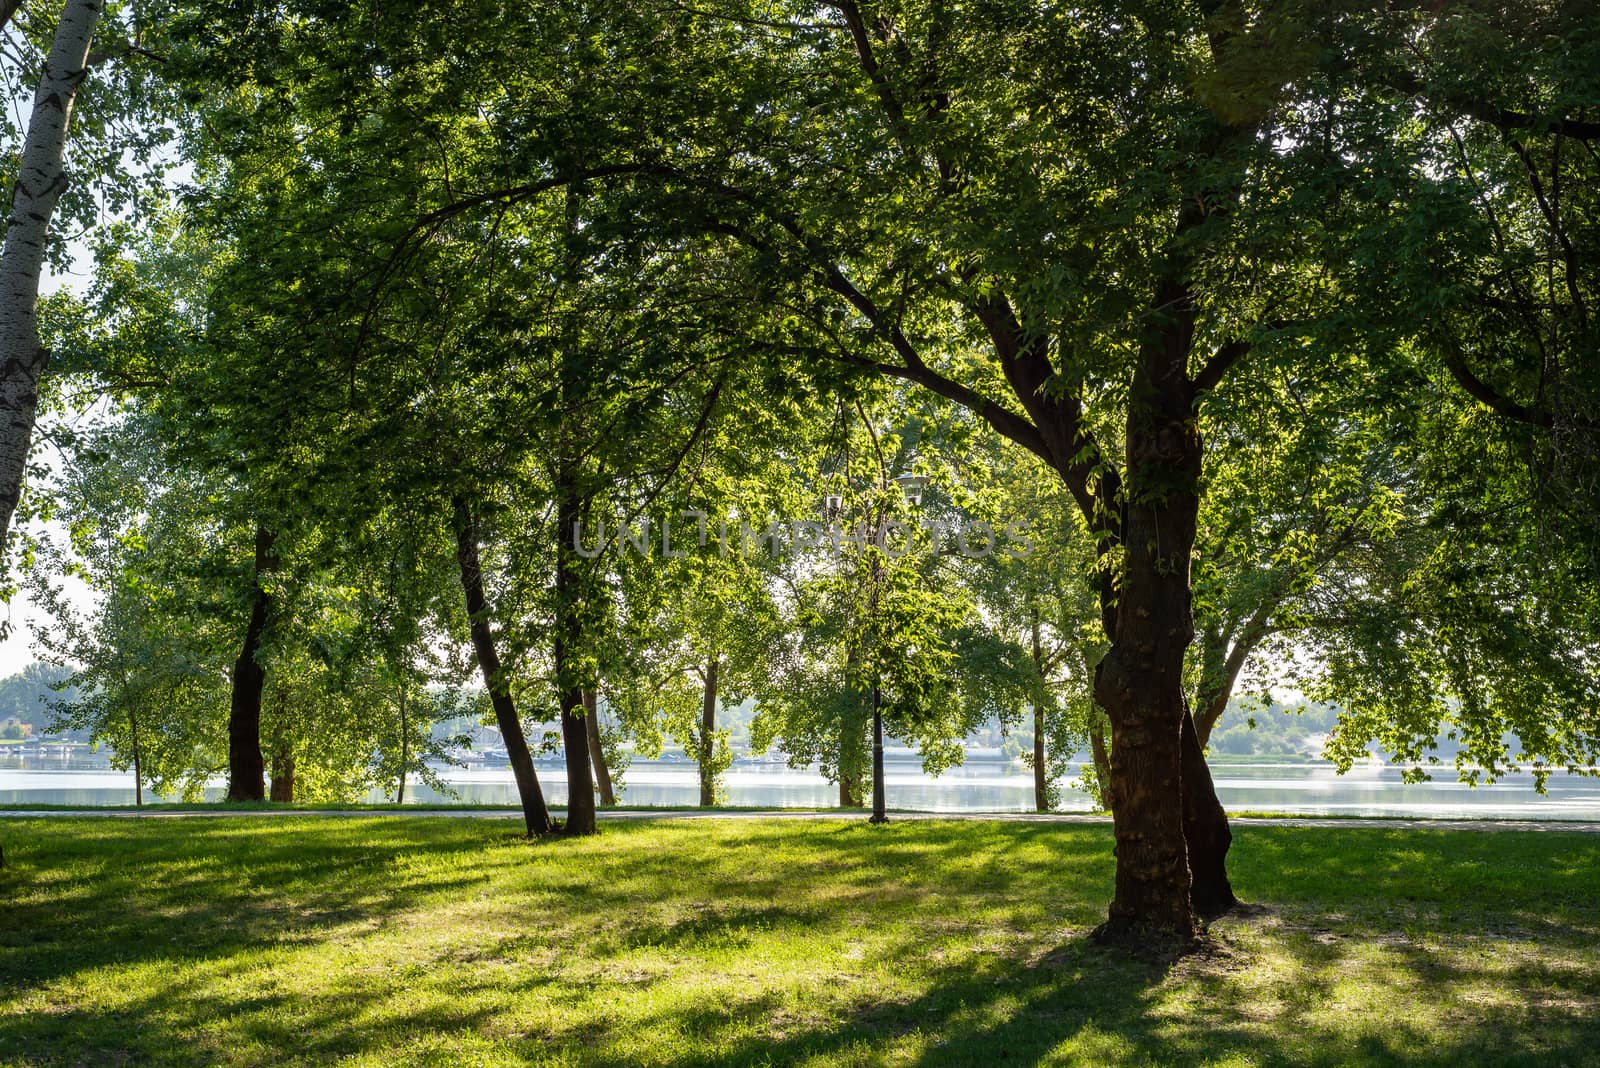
[1,808,1598,832]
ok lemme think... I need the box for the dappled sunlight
[2,818,1597,1065]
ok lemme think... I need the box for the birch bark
[0,0,103,543]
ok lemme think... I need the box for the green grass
[1,818,1597,1066]
[0,801,843,814]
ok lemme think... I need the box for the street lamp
[893,473,929,506]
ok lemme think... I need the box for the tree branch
[1441,345,1552,428]
[1386,69,1600,140]
[1192,338,1250,394]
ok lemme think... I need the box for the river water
[4,747,1599,818]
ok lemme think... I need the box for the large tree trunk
[1089,277,1206,950]
[268,741,295,803]
[699,656,719,807]
[226,525,274,802]
[0,0,102,546]
[452,496,552,837]
[1095,619,1239,917]
[584,690,616,806]
[554,472,597,836]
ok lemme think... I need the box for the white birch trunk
[0,0,103,543]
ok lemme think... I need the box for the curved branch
[1192,338,1250,394]
[1441,346,1552,428]
[1385,69,1600,140]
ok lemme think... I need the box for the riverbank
[2,817,1597,1065]
[6,754,1600,818]
[3,804,1600,832]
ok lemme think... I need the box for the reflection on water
[3,746,1599,818]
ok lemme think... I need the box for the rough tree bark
[452,496,552,837]
[554,468,597,836]
[584,690,616,806]
[699,656,719,807]
[0,0,103,548]
[226,525,274,802]
[1182,706,1236,916]
[1088,273,1208,949]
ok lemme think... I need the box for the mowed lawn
[1,817,1598,1066]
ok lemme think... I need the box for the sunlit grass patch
[0,817,1597,1065]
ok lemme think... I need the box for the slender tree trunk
[699,656,719,807]
[837,700,862,809]
[452,496,552,837]
[584,690,616,806]
[838,647,865,808]
[128,703,142,808]
[1089,713,1113,811]
[269,741,295,803]
[396,686,408,805]
[869,683,887,823]
[1194,627,1231,749]
[1194,615,1268,748]
[226,525,274,802]
[554,470,597,836]
[1089,276,1206,949]
[0,0,102,547]
[1032,704,1048,811]
[1030,608,1048,812]
[1197,690,1231,750]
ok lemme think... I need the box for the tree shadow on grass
[0,818,523,990]
[637,913,1600,1068]
[4,819,1599,1066]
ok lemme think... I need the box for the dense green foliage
[2,0,1597,956]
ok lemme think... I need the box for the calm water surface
[4,746,1598,818]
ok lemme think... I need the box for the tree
[0,0,172,548]
[957,436,1106,811]
[613,0,1309,941]
[25,407,239,803]
[604,0,1600,944]
[745,396,1033,809]
[0,662,78,735]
